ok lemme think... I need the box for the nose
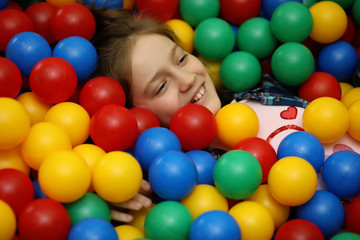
[174,69,196,93]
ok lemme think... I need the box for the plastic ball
[317,40,359,82]
[302,97,349,143]
[25,2,57,44]
[33,179,47,199]
[16,92,52,126]
[67,217,118,240]
[129,204,155,234]
[0,168,34,216]
[340,82,354,97]
[213,150,262,200]
[149,151,197,201]
[29,56,78,104]
[345,195,360,234]
[144,201,193,240]
[129,107,160,135]
[271,42,315,86]
[296,190,345,238]
[0,8,34,52]
[331,232,360,240]
[134,127,182,171]
[92,151,143,202]
[220,0,261,25]
[179,0,220,27]
[46,0,76,7]
[181,184,228,219]
[18,198,71,240]
[189,210,241,240]
[136,0,178,22]
[348,98,360,141]
[51,3,95,41]
[0,199,16,240]
[38,150,91,203]
[341,87,360,108]
[164,19,194,53]
[0,0,9,9]
[321,150,360,198]
[215,102,259,148]
[220,51,261,92]
[270,1,313,43]
[0,97,30,150]
[354,0,360,27]
[268,156,317,206]
[262,0,302,19]
[246,184,290,229]
[115,225,145,240]
[0,147,30,175]
[170,104,217,151]
[198,56,224,90]
[309,1,348,43]
[277,131,325,172]
[229,201,275,240]
[186,150,217,185]
[89,104,138,151]
[5,31,52,78]
[44,102,90,147]
[193,17,235,61]
[83,0,135,9]
[65,192,111,225]
[299,72,342,101]
[0,57,22,98]
[274,219,325,240]
[237,17,277,59]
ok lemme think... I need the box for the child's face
[130,34,221,127]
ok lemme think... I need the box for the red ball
[345,195,360,234]
[170,104,217,151]
[0,168,34,217]
[220,0,261,25]
[18,198,71,240]
[136,0,179,21]
[30,56,78,104]
[233,137,277,183]
[89,104,138,151]
[274,219,325,240]
[340,15,355,44]
[79,76,126,117]
[299,72,342,102]
[25,2,58,45]
[130,107,160,135]
[0,8,34,52]
[0,57,22,98]
[6,1,23,11]
[51,3,96,42]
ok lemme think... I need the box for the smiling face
[130,34,221,127]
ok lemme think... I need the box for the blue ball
[83,0,124,9]
[67,218,118,240]
[321,150,360,199]
[318,40,359,82]
[134,127,182,171]
[189,210,241,240]
[53,36,98,82]
[261,0,302,19]
[32,179,47,199]
[277,131,325,172]
[5,32,52,77]
[186,150,216,185]
[296,190,345,238]
[0,0,9,10]
[149,151,197,201]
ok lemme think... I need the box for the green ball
[330,232,360,240]
[213,150,262,200]
[353,0,360,27]
[220,51,262,92]
[270,1,313,43]
[179,0,220,27]
[144,201,193,240]
[194,17,235,61]
[237,17,278,59]
[302,0,318,8]
[65,192,111,225]
[271,42,315,86]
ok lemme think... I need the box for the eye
[178,54,188,65]
[154,81,167,95]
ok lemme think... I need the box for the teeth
[192,86,205,103]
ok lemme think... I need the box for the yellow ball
[93,151,143,202]
[0,97,30,150]
[339,82,354,98]
[229,201,275,240]
[21,122,72,170]
[215,103,259,148]
[309,1,348,43]
[45,102,90,147]
[268,156,317,206]
[246,184,290,229]
[341,87,360,108]
[46,0,76,7]
[38,150,91,203]
[0,199,16,240]
[165,19,194,53]
[348,99,360,141]
[198,56,224,91]
[303,97,349,143]
[16,92,52,126]
[181,184,228,219]
[129,204,155,234]
[0,147,30,175]
[115,225,145,240]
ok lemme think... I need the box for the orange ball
[0,147,30,175]
[165,19,194,53]
[46,0,76,7]
[0,199,16,240]
[348,98,360,141]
